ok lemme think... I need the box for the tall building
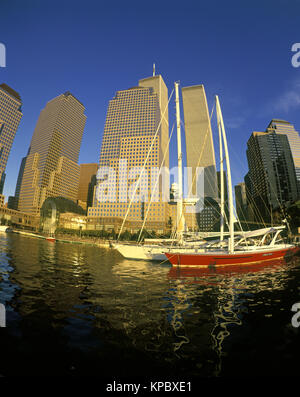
[246,130,298,222]
[88,74,169,233]
[18,92,86,214]
[77,163,98,211]
[0,84,23,193]
[266,119,300,190]
[181,84,217,200]
[235,182,248,222]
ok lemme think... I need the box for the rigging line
[224,139,274,227]
[211,115,269,229]
[216,136,266,228]
[183,101,255,237]
[117,88,175,241]
[137,121,176,244]
[184,107,245,233]
[232,165,268,228]
[243,170,270,226]
[171,102,216,242]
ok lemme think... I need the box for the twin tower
[15,74,217,233]
[88,75,217,231]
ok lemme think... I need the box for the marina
[1,0,300,382]
[0,232,300,377]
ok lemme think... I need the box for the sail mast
[217,101,224,242]
[175,81,184,244]
[215,95,234,253]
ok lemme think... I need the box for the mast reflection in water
[0,233,299,377]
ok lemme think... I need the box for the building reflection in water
[168,258,298,375]
[1,233,299,376]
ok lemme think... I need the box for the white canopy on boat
[236,226,285,239]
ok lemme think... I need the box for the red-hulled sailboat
[165,95,299,268]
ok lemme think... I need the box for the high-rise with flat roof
[88,75,169,233]
[266,119,300,192]
[182,84,217,201]
[0,84,23,193]
[246,129,298,222]
[18,92,86,214]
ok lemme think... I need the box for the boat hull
[46,237,55,242]
[165,245,299,268]
[112,243,166,261]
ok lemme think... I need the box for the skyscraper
[88,74,169,233]
[246,130,298,222]
[18,92,86,213]
[0,84,23,193]
[266,119,300,191]
[182,84,217,200]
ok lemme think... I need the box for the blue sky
[1,0,300,199]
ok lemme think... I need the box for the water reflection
[168,257,300,375]
[0,233,299,376]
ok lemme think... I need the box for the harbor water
[0,232,300,378]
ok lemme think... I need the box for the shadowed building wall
[246,130,298,223]
[266,119,300,195]
[77,163,98,211]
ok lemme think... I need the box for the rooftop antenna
[153,63,156,76]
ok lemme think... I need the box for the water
[0,232,300,378]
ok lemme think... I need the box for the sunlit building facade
[88,75,169,233]
[0,84,23,193]
[182,84,217,200]
[18,92,86,214]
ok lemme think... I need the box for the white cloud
[273,79,300,113]
[225,116,245,129]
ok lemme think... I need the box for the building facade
[246,130,298,222]
[17,92,86,213]
[181,84,218,200]
[266,119,300,192]
[88,75,170,233]
[77,163,98,211]
[0,84,23,193]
